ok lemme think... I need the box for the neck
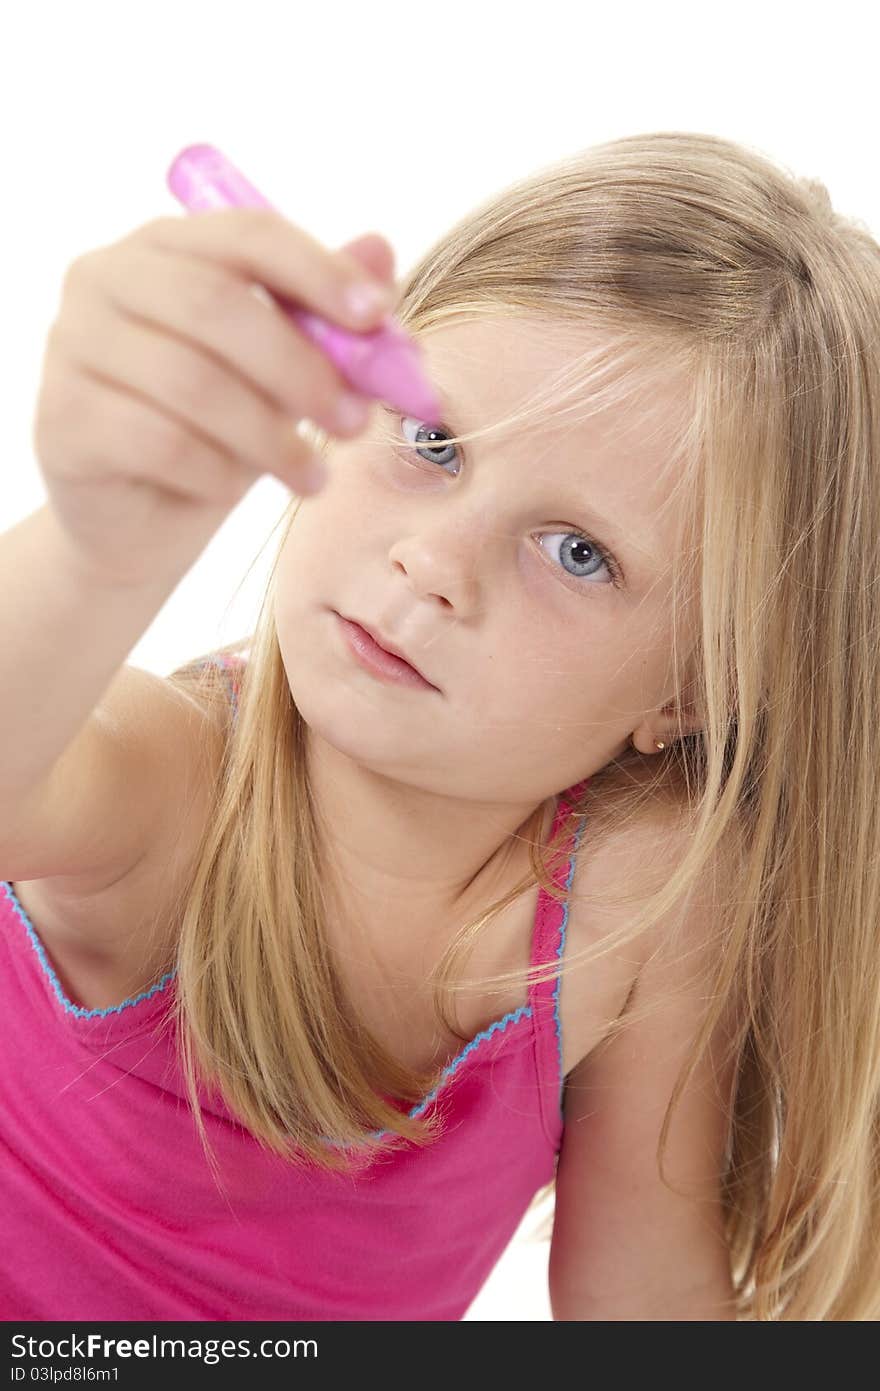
[304,729,556,931]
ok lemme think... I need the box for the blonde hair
[164,131,880,1319]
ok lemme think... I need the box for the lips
[342,615,434,686]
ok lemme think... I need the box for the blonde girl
[0,130,876,1320]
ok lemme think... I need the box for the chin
[289,679,417,766]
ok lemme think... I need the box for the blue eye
[537,532,622,587]
[400,416,460,473]
[394,413,623,590]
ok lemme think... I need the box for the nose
[387,508,491,613]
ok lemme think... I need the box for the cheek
[516,539,562,605]
[273,516,332,627]
[320,441,404,531]
[272,541,302,644]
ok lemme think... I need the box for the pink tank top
[0,655,590,1320]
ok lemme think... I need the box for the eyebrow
[412,388,660,578]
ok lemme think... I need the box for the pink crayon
[166,144,441,422]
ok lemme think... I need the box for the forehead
[418,315,693,570]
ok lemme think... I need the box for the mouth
[334,613,439,692]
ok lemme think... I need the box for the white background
[2,0,876,1320]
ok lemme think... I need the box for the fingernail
[345,282,392,320]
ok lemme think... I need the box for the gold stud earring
[655,740,666,751]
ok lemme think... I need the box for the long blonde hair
[165,131,880,1319]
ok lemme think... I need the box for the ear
[666,664,706,739]
[336,233,397,289]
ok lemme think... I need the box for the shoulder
[571,756,745,910]
[165,649,248,736]
[565,757,746,1053]
[566,759,702,939]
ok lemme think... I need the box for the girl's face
[274,315,697,809]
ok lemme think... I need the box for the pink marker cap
[166,144,443,422]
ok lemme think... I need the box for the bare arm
[549,809,741,1322]
[0,502,185,825]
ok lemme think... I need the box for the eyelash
[388,413,625,589]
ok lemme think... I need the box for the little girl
[1,130,878,1321]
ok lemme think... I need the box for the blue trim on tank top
[0,881,175,1019]
[211,654,240,726]
[553,811,590,1118]
[2,877,536,1147]
[351,1002,534,1145]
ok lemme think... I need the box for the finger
[52,296,323,486]
[71,243,375,441]
[141,208,396,331]
[337,232,397,289]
